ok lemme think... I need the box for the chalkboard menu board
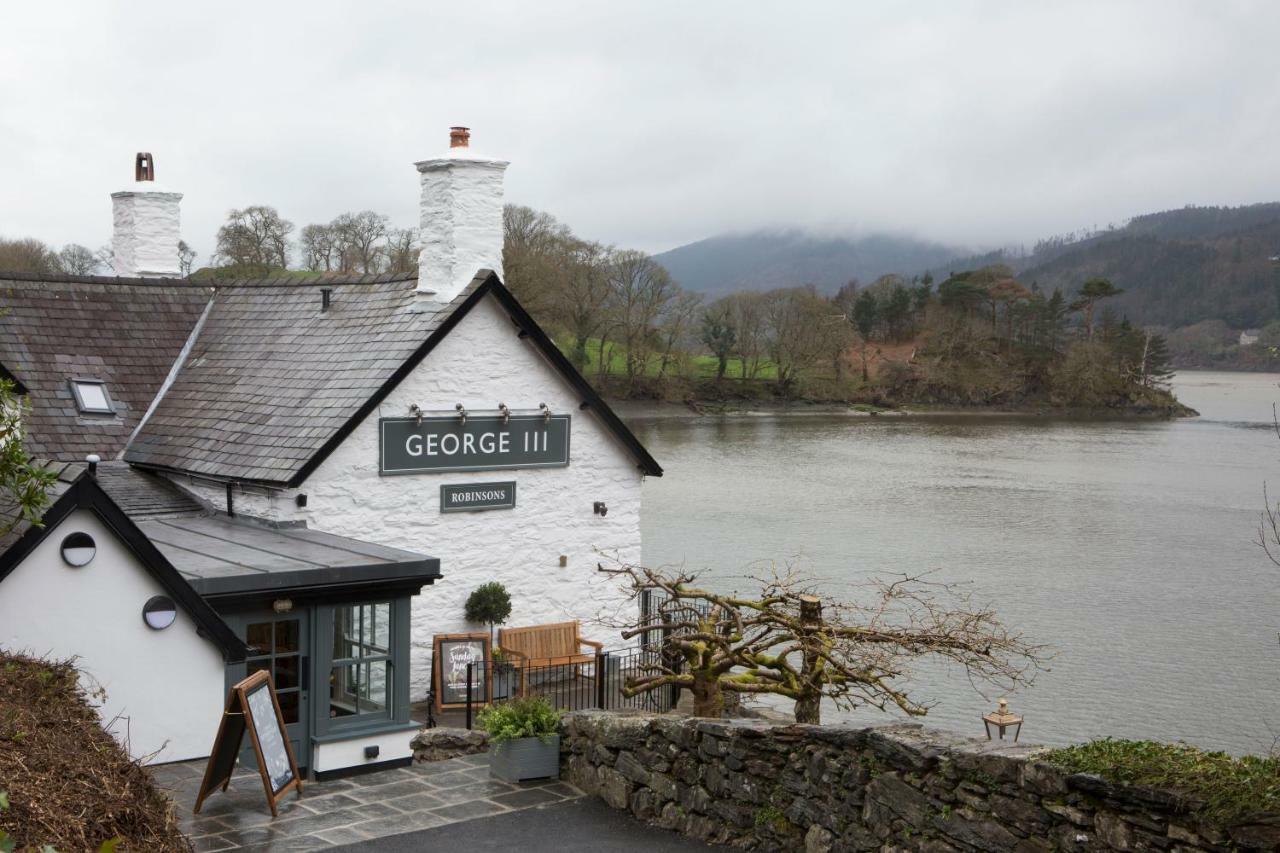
[193,670,302,817]
[432,632,491,712]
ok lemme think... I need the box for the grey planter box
[488,734,560,782]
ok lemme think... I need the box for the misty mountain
[981,203,1280,329]
[653,231,967,297]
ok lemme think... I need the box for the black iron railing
[463,646,675,728]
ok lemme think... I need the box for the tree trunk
[795,594,823,725]
[690,670,724,717]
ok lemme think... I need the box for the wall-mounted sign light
[539,402,551,423]
[498,402,510,424]
[60,532,96,567]
[455,403,468,425]
[142,595,177,630]
[273,598,293,614]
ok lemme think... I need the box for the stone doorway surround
[154,753,582,851]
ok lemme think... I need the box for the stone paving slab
[154,756,583,852]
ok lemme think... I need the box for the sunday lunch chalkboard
[194,670,302,818]
[432,632,490,712]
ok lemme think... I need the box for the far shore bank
[612,398,1200,420]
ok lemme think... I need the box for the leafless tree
[607,250,677,390]
[727,292,768,379]
[554,239,613,370]
[762,286,834,388]
[332,210,389,273]
[503,204,572,321]
[656,290,703,380]
[214,205,293,274]
[177,241,197,277]
[300,223,338,272]
[0,238,62,274]
[598,559,1047,724]
[56,243,99,275]
[384,228,418,275]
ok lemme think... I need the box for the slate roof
[124,273,464,484]
[135,515,440,597]
[0,273,210,460]
[1,269,662,486]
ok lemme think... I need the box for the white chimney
[414,127,509,301]
[111,152,183,278]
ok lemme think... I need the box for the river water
[631,371,1280,755]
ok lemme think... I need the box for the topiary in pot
[464,582,512,647]
[477,697,561,782]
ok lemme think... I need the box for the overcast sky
[2,1,1278,262]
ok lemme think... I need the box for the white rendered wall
[0,510,225,762]
[416,156,507,301]
[169,295,646,699]
[112,187,182,277]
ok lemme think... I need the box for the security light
[60,532,96,567]
[142,596,177,630]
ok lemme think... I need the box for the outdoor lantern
[60,532,96,567]
[142,596,177,630]
[982,698,1023,741]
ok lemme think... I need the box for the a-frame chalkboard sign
[193,670,303,817]
[432,631,492,715]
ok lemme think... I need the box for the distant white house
[1240,328,1261,346]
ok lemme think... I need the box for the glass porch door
[228,609,310,770]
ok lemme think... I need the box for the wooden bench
[498,620,603,671]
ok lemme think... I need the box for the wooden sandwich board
[193,670,303,817]
[432,631,492,714]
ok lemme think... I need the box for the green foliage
[1046,738,1280,824]
[464,582,512,645]
[476,696,560,744]
[0,379,56,538]
[753,804,791,833]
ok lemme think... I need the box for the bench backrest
[499,621,581,659]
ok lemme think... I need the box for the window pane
[333,607,355,660]
[327,661,390,719]
[329,664,357,718]
[248,660,270,677]
[364,603,390,656]
[275,619,299,653]
[360,661,390,713]
[275,655,299,689]
[75,382,109,411]
[277,690,299,724]
[246,622,272,656]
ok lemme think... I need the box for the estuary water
[632,371,1280,755]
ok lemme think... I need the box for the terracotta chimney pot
[449,126,470,148]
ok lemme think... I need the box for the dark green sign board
[441,481,516,513]
[380,414,571,475]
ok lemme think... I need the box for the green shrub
[476,697,560,744]
[464,582,513,644]
[1045,738,1280,824]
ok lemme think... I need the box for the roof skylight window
[69,379,114,415]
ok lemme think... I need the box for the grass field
[555,337,784,382]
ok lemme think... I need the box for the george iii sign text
[380,414,570,474]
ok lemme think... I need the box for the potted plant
[477,696,561,782]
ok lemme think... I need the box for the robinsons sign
[380,414,571,474]
[440,482,516,513]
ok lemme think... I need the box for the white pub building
[0,130,661,778]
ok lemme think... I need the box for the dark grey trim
[313,756,412,782]
[310,721,420,745]
[186,559,440,597]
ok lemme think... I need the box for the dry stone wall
[559,711,1280,852]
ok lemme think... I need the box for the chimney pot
[135,152,155,182]
[449,126,470,148]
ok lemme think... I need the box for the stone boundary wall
[559,711,1279,852]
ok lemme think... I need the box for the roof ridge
[0,270,199,287]
[0,270,419,288]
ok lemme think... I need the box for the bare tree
[607,250,677,390]
[656,291,703,380]
[300,223,338,272]
[762,286,832,388]
[554,239,613,370]
[0,238,62,274]
[384,228,418,275]
[332,210,389,273]
[214,206,293,274]
[728,292,767,379]
[599,560,1046,723]
[700,297,738,381]
[56,243,99,275]
[503,204,572,320]
[177,241,197,277]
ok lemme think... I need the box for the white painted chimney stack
[111,152,183,278]
[414,127,509,301]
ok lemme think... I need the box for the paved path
[332,797,721,852]
[154,754,584,851]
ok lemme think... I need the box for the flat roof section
[136,514,441,597]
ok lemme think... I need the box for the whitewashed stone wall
[111,186,183,277]
[169,294,647,699]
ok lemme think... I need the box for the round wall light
[142,596,177,631]
[60,532,96,567]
